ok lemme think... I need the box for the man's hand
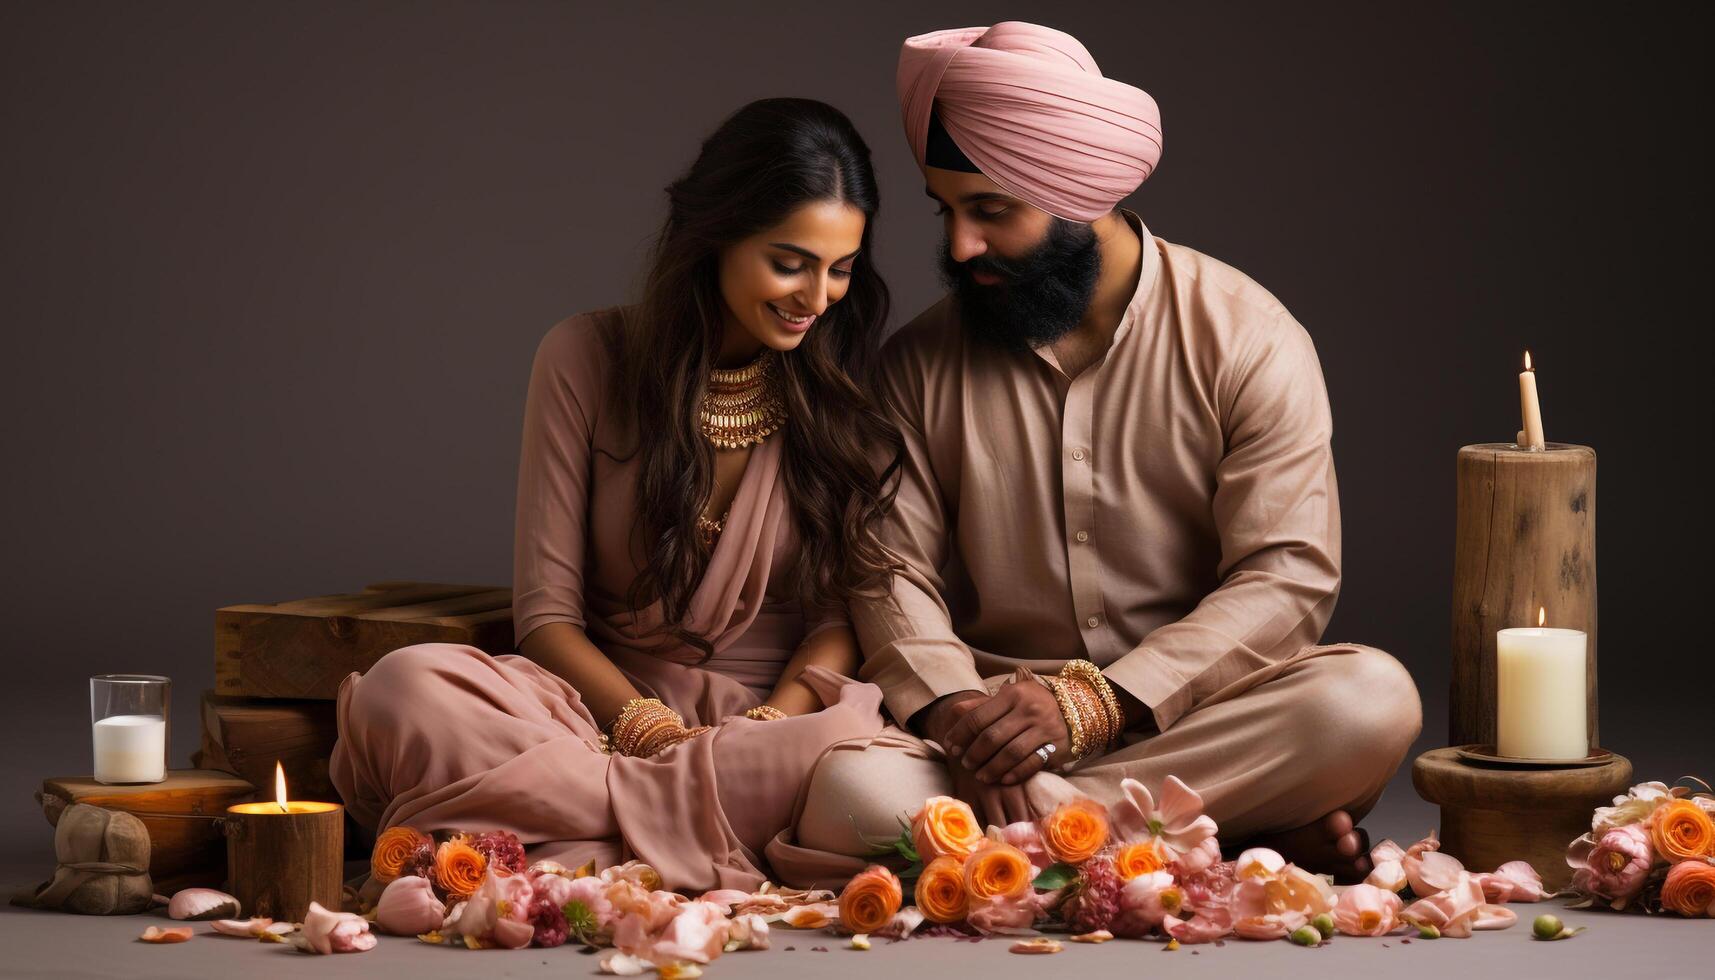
[942,677,1070,786]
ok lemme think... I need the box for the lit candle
[1495,608,1587,759]
[1518,351,1545,451]
[224,762,344,921]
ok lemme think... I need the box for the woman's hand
[759,624,861,717]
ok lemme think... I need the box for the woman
[329,99,902,893]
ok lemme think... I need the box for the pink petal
[1471,904,1517,930]
[1370,839,1407,865]
[210,917,274,937]
[1156,776,1208,833]
[139,926,194,943]
[1109,778,1157,840]
[1163,907,1233,944]
[1404,850,1466,896]
[1233,911,1306,941]
[696,888,751,912]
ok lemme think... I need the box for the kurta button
[1075,530,1089,543]
[1071,448,1086,461]
[1086,615,1100,629]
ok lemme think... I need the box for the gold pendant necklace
[699,349,786,450]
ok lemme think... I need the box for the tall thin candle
[1519,351,1545,451]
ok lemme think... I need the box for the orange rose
[964,841,1034,901]
[912,796,984,862]
[1042,799,1109,864]
[915,856,970,923]
[1114,839,1166,880]
[370,826,432,883]
[838,865,902,934]
[433,839,487,899]
[1651,799,1715,861]
[1660,859,1715,917]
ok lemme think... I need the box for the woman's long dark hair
[609,98,903,656]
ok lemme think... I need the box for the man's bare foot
[1235,810,1372,884]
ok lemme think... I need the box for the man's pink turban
[898,22,1163,222]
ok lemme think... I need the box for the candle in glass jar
[1496,608,1587,759]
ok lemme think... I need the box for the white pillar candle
[1496,615,1587,759]
[93,714,167,784]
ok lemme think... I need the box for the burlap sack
[11,803,155,915]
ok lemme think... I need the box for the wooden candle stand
[1413,440,1627,884]
[223,802,343,922]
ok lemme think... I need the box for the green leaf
[1032,862,1078,891]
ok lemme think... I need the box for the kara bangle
[1049,678,1088,761]
[1061,660,1123,746]
[745,705,787,721]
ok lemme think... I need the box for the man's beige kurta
[853,211,1341,734]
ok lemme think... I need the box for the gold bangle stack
[1050,661,1124,764]
[744,705,787,721]
[607,698,686,758]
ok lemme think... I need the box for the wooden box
[190,692,339,804]
[37,770,257,894]
[215,581,513,700]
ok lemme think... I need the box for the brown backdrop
[2,1,1708,862]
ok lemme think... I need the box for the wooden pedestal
[37,770,257,894]
[215,581,513,699]
[1412,746,1631,891]
[1451,443,1597,748]
[224,802,344,922]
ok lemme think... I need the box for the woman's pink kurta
[329,309,885,892]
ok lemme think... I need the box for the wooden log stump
[1413,747,1631,891]
[215,581,513,699]
[224,802,344,922]
[1451,443,1597,749]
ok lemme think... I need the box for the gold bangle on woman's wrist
[608,698,685,757]
[745,705,787,721]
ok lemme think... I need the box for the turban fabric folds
[898,22,1163,222]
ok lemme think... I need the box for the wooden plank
[39,770,257,892]
[214,581,515,699]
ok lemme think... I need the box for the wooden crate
[215,581,513,700]
[190,692,339,804]
[37,770,257,894]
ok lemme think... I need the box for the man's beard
[938,217,1102,353]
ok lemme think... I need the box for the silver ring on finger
[1034,742,1056,766]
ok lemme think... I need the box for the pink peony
[468,830,528,876]
[1179,860,1238,914]
[1111,870,1184,937]
[375,875,447,936]
[1108,776,1219,862]
[1567,823,1655,910]
[444,868,536,948]
[1399,875,1512,938]
[1233,910,1307,940]
[1333,883,1403,936]
[301,901,377,954]
[965,893,1042,935]
[1162,906,1233,944]
[527,896,569,947]
[1472,860,1549,903]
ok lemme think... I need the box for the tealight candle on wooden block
[224,762,343,922]
[1496,608,1588,759]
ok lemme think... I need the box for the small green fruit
[1290,925,1321,946]
[1310,913,1336,939]
[1415,923,1441,939]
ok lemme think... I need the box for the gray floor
[2,782,1708,980]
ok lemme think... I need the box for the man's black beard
[938,217,1102,353]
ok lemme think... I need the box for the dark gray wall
[3,2,1708,862]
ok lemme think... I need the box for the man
[765,22,1420,885]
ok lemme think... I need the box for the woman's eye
[771,261,802,275]
[831,267,852,279]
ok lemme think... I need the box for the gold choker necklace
[699,350,786,450]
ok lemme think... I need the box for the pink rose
[374,875,446,936]
[1333,883,1402,936]
[1567,824,1655,910]
[301,901,377,954]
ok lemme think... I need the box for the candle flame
[1524,350,1533,371]
[275,761,287,812]
[1538,607,1546,627]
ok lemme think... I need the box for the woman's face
[717,199,866,361]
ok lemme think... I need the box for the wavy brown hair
[605,98,902,657]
